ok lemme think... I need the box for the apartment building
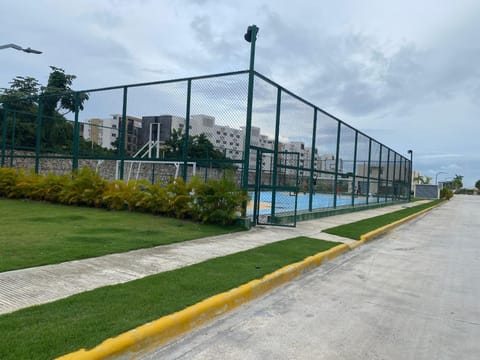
[82,114,142,155]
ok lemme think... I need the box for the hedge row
[0,167,249,225]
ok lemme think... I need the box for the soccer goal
[115,160,197,182]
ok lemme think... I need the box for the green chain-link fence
[0,69,412,226]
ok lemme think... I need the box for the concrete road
[143,195,480,360]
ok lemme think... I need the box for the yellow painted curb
[56,202,444,359]
[56,243,350,360]
[359,201,443,242]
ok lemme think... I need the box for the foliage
[41,66,89,117]
[440,188,454,200]
[0,167,247,225]
[164,129,230,163]
[58,167,107,207]
[193,175,249,225]
[102,180,147,211]
[476,179,480,190]
[452,174,463,190]
[0,67,93,153]
[0,76,40,112]
[414,174,432,184]
[0,168,22,198]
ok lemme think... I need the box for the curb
[56,243,351,360]
[359,201,443,243]
[57,201,443,360]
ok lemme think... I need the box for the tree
[452,174,463,190]
[41,66,89,117]
[0,76,40,111]
[0,66,94,152]
[475,179,480,190]
[414,175,432,185]
[164,130,229,165]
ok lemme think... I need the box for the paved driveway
[144,195,480,360]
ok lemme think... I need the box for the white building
[82,114,142,155]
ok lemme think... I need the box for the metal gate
[250,146,299,227]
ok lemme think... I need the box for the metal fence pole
[182,80,192,182]
[309,108,317,211]
[385,149,391,202]
[366,139,372,204]
[271,87,282,218]
[9,111,16,167]
[34,98,43,174]
[392,153,397,201]
[408,150,413,201]
[72,92,80,172]
[242,25,259,190]
[333,121,341,208]
[351,131,358,206]
[377,145,383,203]
[1,106,7,167]
[118,87,128,180]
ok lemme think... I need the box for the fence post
[366,139,372,204]
[333,121,341,208]
[183,79,192,181]
[392,153,397,201]
[1,105,7,167]
[351,131,358,207]
[72,92,80,172]
[385,149,391,202]
[308,108,317,212]
[118,87,128,180]
[271,87,282,219]
[35,98,43,174]
[242,25,259,190]
[377,145,383,203]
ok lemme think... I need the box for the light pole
[242,24,259,189]
[407,149,413,201]
[435,171,447,185]
[0,43,42,54]
[242,25,259,220]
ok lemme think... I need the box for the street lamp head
[0,43,42,54]
[244,25,259,43]
[23,47,42,54]
[408,149,412,154]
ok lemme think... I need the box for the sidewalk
[0,201,429,315]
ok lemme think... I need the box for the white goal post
[115,160,197,181]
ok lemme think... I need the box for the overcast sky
[2,0,479,187]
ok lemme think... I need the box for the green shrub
[58,167,107,207]
[137,183,169,215]
[193,176,249,225]
[0,167,23,198]
[102,180,149,211]
[38,173,70,202]
[0,167,247,225]
[440,188,453,200]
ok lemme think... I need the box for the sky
[1,0,479,187]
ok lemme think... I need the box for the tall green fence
[0,69,412,222]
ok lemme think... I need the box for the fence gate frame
[250,146,299,227]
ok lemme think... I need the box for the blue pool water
[248,192,367,215]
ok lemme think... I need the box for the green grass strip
[323,199,443,240]
[0,236,339,360]
[0,199,244,272]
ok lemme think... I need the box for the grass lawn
[323,199,443,240]
[0,236,339,360]
[0,198,244,272]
